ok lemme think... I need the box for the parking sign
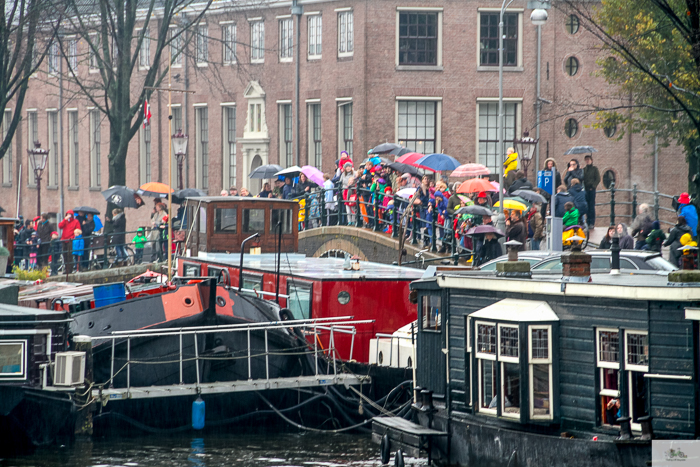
[537,170,554,195]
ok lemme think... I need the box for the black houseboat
[400,252,700,467]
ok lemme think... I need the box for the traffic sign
[537,170,554,195]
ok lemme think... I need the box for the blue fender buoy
[192,396,205,430]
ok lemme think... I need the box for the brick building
[0,0,686,231]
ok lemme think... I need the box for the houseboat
[391,250,700,467]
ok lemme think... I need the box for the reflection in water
[3,432,428,466]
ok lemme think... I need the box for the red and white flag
[143,99,151,128]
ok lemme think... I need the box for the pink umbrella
[451,163,490,178]
[490,181,500,190]
[394,152,436,171]
[301,165,324,186]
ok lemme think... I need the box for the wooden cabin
[0,217,18,272]
[409,264,700,467]
[182,197,298,256]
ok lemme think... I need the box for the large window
[214,208,237,232]
[224,106,236,188]
[498,324,520,418]
[48,40,59,74]
[338,11,353,56]
[287,280,312,320]
[480,12,518,66]
[47,111,58,187]
[170,27,183,66]
[625,331,649,430]
[271,209,293,234]
[223,23,236,64]
[308,103,322,168]
[68,111,78,187]
[249,103,263,133]
[251,21,265,62]
[529,326,552,419]
[308,14,322,58]
[338,102,353,158]
[68,38,78,71]
[597,328,620,426]
[196,106,209,190]
[398,12,437,66]
[140,125,151,184]
[196,24,208,65]
[398,101,436,154]
[90,109,101,187]
[421,295,441,331]
[139,29,150,68]
[89,34,99,71]
[279,18,293,61]
[27,111,38,186]
[476,322,497,414]
[0,341,26,378]
[281,104,293,167]
[2,110,12,185]
[478,101,518,174]
[242,208,265,233]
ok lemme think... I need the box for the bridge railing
[292,187,474,266]
[593,182,677,228]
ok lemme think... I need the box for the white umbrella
[274,166,303,178]
[396,187,417,199]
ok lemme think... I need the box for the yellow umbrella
[493,199,528,211]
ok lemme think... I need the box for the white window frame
[395,7,443,69]
[498,323,520,419]
[27,110,38,187]
[528,325,553,420]
[169,25,183,67]
[196,24,208,66]
[465,316,473,407]
[475,320,497,414]
[195,105,209,190]
[395,97,442,155]
[625,330,649,431]
[476,9,524,72]
[475,98,522,175]
[250,20,265,63]
[0,340,27,380]
[596,327,620,398]
[279,102,293,168]
[2,109,12,186]
[222,105,236,188]
[68,38,78,72]
[307,102,322,168]
[48,40,60,74]
[68,110,78,187]
[337,99,353,158]
[139,28,150,69]
[307,14,322,59]
[337,10,353,57]
[279,17,293,62]
[88,33,100,73]
[47,110,58,187]
[222,22,237,65]
[90,109,101,188]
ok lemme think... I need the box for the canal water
[2,432,427,467]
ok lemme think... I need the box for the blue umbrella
[415,153,461,171]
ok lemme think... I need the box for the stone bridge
[298,225,444,266]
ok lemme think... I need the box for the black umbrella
[368,143,404,155]
[394,147,412,157]
[455,205,493,217]
[249,164,284,179]
[387,162,419,175]
[512,189,547,204]
[101,186,144,209]
[73,206,100,215]
[564,146,598,155]
[172,188,206,204]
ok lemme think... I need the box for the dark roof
[0,303,69,322]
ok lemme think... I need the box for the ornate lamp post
[172,129,189,190]
[514,131,539,177]
[27,141,49,216]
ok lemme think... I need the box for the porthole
[566,15,580,34]
[216,296,226,307]
[565,57,579,76]
[338,291,351,305]
[378,351,384,365]
[603,169,616,189]
[604,123,617,138]
[565,119,579,138]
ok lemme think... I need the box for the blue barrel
[192,396,205,430]
[93,282,126,308]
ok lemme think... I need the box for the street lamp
[172,129,189,190]
[514,130,539,177]
[496,4,548,235]
[27,141,49,216]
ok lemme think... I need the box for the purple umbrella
[301,165,324,186]
[466,224,504,237]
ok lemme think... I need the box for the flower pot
[0,255,8,276]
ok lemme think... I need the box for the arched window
[565,57,579,76]
[565,119,578,138]
[566,15,579,34]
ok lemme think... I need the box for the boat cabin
[182,197,298,256]
[0,217,19,273]
[176,254,423,363]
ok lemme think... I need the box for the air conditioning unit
[54,351,86,386]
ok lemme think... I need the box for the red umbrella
[457,178,497,194]
[451,163,490,178]
[394,152,435,171]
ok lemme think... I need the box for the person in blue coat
[677,192,698,237]
[554,185,575,218]
[568,179,588,225]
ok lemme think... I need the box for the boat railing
[373,323,416,368]
[87,316,374,394]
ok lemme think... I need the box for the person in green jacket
[645,220,667,252]
[133,227,147,264]
[562,202,580,227]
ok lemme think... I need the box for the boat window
[270,209,293,234]
[529,326,552,419]
[597,328,621,426]
[214,208,237,232]
[625,331,649,430]
[421,294,441,331]
[498,325,520,418]
[475,321,498,414]
[183,263,201,277]
[207,266,225,284]
[243,209,265,233]
[287,281,312,320]
[0,340,26,378]
[199,207,207,233]
[240,273,263,297]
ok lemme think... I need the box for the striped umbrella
[451,163,490,178]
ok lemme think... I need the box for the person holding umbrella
[505,210,527,251]
[106,208,127,266]
[475,232,503,267]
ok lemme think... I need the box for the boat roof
[0,302,68,322]
[186,253,425,281]
[184,196,297,205]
